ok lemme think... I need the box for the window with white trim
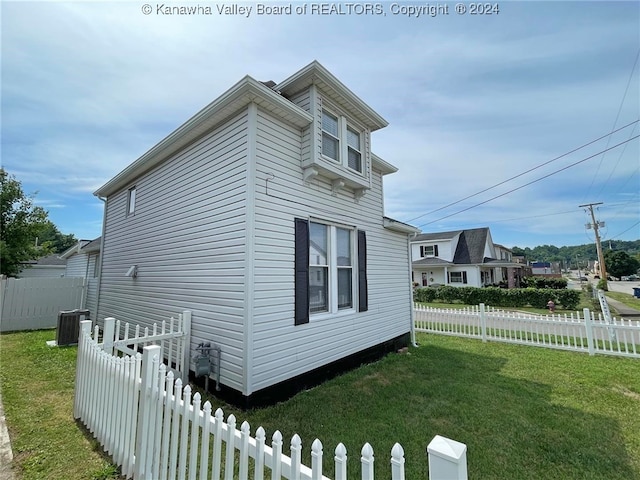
[308,222,355,314]
[420,245,438,257]
[321,109,364,174]
[127,186,136,215]
[449,271,468,284]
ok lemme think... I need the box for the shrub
[520,276,567,289]
[413,285,581,310]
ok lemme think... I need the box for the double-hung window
[295,218,367,325]
[449,271,468,284]
[420,245,438,257]
[321,111,340,162]
[321,109,364,174]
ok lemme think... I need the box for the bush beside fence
[414,286,580,310]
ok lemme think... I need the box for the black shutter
[462,271,468,284]
[294,218,310,325]
[434,245,439,257]
[420,246,424,257]
[357,230,368,312]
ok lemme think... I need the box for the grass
[0,330,120,480]
[605,290,640,312]
[1,328,639,479]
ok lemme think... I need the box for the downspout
[408,232,418,347]
[94,196,108,325]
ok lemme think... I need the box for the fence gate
[101,312,191,383]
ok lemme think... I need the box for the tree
[0,169,51,276]
[38,221,77,254]
[604,250,640,279]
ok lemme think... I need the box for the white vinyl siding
[65,254,89,278]
[251,107,411,394]
[97,110,250,392]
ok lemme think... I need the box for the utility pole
[579,202,607,286]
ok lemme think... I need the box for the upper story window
[346,126,361,172]
[420,245,439,257]
[321,109,364,174]
[127,186,137,215]
[322,111,340,161]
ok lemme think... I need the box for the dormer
[276,61,388,196]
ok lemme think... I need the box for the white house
[93,61,419,405]
[411,228,523,288]
[60,237,102,316]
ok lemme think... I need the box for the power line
[595,119,639,199]
[605,220,640,240]
[406,119,639,223]
[583,48,640,201]
[416,134,640,229]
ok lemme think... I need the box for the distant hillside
[511,240,640,267]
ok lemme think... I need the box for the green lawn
[1,329,639,479]
[606,290,640,312]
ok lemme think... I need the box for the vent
[56,309,90,346]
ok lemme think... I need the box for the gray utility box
[56,309,90,346]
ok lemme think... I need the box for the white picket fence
[414,303,640,358]
[74,318,468,480]
[0,276,86,332]
[101,313,191,383]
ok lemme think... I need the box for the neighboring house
[411,228,523,288]
[531,261,562,276]
[93,61,419,406]
[60,238,102,316]
[18,254,66,278]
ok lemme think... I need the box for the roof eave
[94,76,313,198]
[383,217,420,234]
[275,60,388,131]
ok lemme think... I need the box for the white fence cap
[427,435,467,461]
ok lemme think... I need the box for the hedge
[519,276,568,289]
[414,286,580,310]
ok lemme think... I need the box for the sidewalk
[605,295,640,318]
[0,394,15,480]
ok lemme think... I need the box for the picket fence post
[479,303,487,342]
[427,435,468,480]
[135,344,162,479]
[583,308,595,355]
[103,317,115,355]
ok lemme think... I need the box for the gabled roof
[60,240,92,259]
[95,76,314,197]
[22,254,66,266]
[81,237,102,253]
[276,61,388,131]
[452,228,489,264]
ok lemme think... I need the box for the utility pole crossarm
[579,202,607,282]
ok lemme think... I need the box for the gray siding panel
[251,108,411,392]
[98,109,249,391]
[65,254,88,278]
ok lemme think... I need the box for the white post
[103,317,116,355]
[427,435,468,480]
[479,303,487,342]
[583,308,595,356]
[74,320,93,419]
[135,344,161,479]
[181,310,192,384]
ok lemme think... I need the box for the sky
[2,1,639,249]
